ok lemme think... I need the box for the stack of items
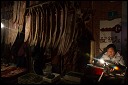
[63,71,84,84]
[18,73,44,84]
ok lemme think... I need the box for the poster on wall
[100,18,122,53]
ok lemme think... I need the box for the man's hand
[110,68,115,72]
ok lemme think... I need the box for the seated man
[100,44,125,66]
[99,44,126,75]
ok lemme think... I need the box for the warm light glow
[114,66,119,70]
[1,23,4,28]
[99,59,105,64]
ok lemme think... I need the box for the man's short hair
[106,44,117,53]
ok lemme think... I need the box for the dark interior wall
[121,1,127,65]
[81,1,122,55]
[94,1,122,55]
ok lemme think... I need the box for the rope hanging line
[26,1,56,10]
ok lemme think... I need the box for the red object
[92,67,103,75]
[1,66,26,78]
[86,66,104,75]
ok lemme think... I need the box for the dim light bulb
[114,66,119,70]
[99,59,105,64]
[1,23,4,28]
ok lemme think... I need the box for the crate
[63,71,84,83]
[43,73,61,83]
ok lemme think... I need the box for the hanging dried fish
[36,7,42,46]
[18,1,26,33]
[37,7,42,47]
[16,1,21,27]
[55,5,64,54]
[45,6,51,49]
[12,1,26,46]
[63,11,73,55]
[61,2,72,55]
[43,7,47,48]
[4,20,9,45]
[52,4,58,49]
[46,5,52,49]
[32,8,37,46]
[62,12,80,73]
[11,20,19,46]
[29,8,33,46]
[34,8,40,46]
[59,3,68,55]
[7,20,11,45]
[27,8,33,45]
[53,4,61,49]
[63,10,76,55]
[57,4,65,55]
[30,8,37,46]
[48,4,53,48]
[13,1,18,23]
[40,6,45,47]
[63,3,73,54]
[51,5,56,48]
[11,1,20,46]
[24,10,31,42]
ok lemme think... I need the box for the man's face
[107,47,116,57]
